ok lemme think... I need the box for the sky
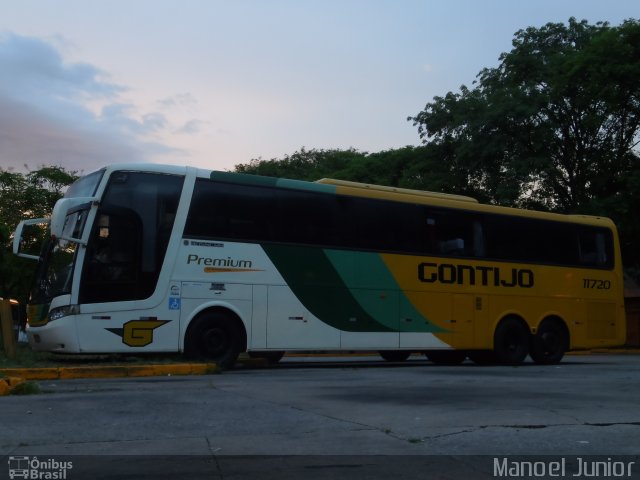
[0,0,637,175]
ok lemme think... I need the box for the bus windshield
[30,239,77,304]
[64,169,104,198]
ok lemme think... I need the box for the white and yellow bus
[13,164,626,367]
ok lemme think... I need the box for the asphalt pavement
[1,354,639,479]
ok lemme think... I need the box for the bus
[13,163,626,367]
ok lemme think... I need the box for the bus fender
[491,311,530,336]
[180,301,249,352]
[531,312,565,335]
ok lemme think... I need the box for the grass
[0,344,57,368]
[8,380,41,395]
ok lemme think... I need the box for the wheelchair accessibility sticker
[168,297,181,310]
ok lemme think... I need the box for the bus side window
[473,220,485,257]
[439,238,465,254]
[426,210,483,258]
[579,229,611,267]
[186,181,276,242]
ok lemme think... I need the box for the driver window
[81,208,142,302]
[79,171,184,304]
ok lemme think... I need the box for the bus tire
[493,317,530,365]
[248,351,286,364]
[379,350,411,362]
[185,311,242,369]
[530,320,568,365]
[425,350,467,365]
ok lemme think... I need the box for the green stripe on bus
[210,171,279,187]
[262,244,394,332]
[276,178,336,194]
[210,171,336,194]
[324,250,445,333]
[263,244,445,333]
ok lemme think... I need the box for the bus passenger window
[426,211,482,258]
[439,238,465,254]
[579,229,611,267]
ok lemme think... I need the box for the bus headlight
[48,305,80,322]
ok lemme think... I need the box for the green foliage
[236,147,366,181]
[236,145,491,201]
[411,18,640,212]
[0,166,78,303]
[409,17,640,271]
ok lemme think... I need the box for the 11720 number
[582,278,611,289]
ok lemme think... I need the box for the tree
[409,17,640,270]
[0,166,78,302]
[409,18,640,210]
[235,147,368,181]
[235,145,489,198]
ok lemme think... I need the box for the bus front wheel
[185,311,242,369]
[493,317,530,365]
[530,320,568,364]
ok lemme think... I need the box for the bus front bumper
[27,317,80,353]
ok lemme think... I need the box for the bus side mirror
[13,218,50,260]
[50,197,98,243]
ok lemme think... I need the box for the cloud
[0,32,122,109]
[99,103,168,134]
[175,119,208,135]
[0,32,176,172]
[157,93,207,137]
[0,95,135,171]
[157,92,197,109]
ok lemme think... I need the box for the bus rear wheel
[493,318,530,365]
[185,311,242,369]
[379,351,411,362]
[530,321,567,364]
[425,350,467,365]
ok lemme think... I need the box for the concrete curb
[0,363,219,381]
[0,376,25,396]
[1,349,638,386]
[567,348,640,355]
